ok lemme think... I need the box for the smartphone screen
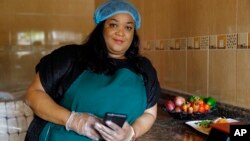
[104,112,127,128]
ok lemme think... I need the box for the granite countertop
[137,107,208,141]
[137,106,250,141]
[137,90,250,141]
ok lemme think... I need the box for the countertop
[137,106,250,141]
[136,90,250,141]
[137,107,208,141]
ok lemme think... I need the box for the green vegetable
[195,120,213,128]
[206,97,216,108]
[194,96,201,101]
[188,96,195,102]
[188,96,201,102]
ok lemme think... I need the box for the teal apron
[39,68,147,141]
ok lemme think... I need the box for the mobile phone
[104,112,127,128]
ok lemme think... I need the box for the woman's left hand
[94,121,134,141]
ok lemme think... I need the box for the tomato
[198,100,204,106]
[198,106,205,113]
[204,104,210,111]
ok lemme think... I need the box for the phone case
[104,113,127,127]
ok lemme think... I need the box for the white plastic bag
[0,92,14,101]
[0,100,33,141]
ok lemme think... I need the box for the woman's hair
[79,20,145,75]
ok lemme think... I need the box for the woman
[25,0,160,141]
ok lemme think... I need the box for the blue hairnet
[94,0,141,29]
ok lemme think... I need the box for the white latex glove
[65,111,102,140]
[94,121,135,141]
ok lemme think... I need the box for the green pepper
[206,97,216,108]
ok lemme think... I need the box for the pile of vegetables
[164,95,216,114]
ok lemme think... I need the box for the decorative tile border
[175,38,186,50]
[237,33,248,49]
[249,33,250,48]
[159,40,168,50]
[187,37,194,49]
[200,36,209,49]
[155,40,162,50]
[194,37,200,49]
[143,32,250,51]
[175,39,181,50]
[226,33,237,49]
[217,34,227,49]
[179,38,187,50]
[144,40,155,50]
[209,35,217,49]
[168,39,175,50]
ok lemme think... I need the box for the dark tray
[162,106,217,120]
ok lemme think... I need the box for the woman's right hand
[95,121,135,141]
[65,112,102,140]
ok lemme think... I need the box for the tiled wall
[1,0,250,110]
[140,0,250,109]
[0,0,95,93]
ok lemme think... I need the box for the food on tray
[174,96,186,107]
[164,100,175,111]
[195,120,213,128]
[195,117,229,129]
[164,95,217,114]
[186,117,239,135]
[213,117,228,123]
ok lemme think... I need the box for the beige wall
[1,0,250,109]
[0,0,95,93]
[139,0,250,109]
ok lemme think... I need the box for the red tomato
[198,106,205,113]
[198,100,204,106]
[204,104,210,111]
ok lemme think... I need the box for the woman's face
[103,13,135,59]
